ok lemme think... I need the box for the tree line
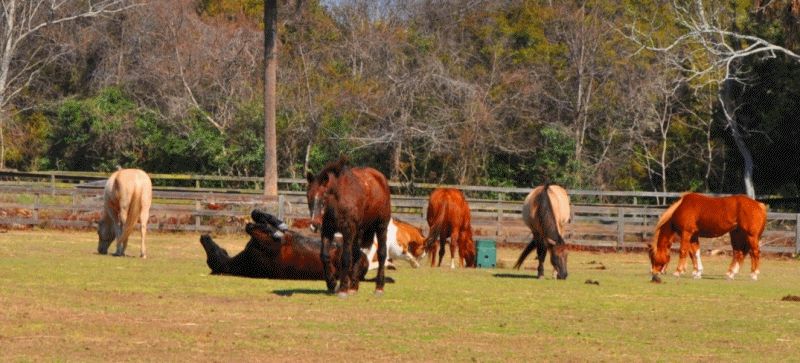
[1,0,799,198]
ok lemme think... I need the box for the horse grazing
[424,188,476,268]
[513,184,570,279]
[306,157,392,296]
[364,218,427,270]
[97,168,153,258]
[649,193,767,282]
[199,210,370,280]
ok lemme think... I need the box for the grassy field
[1,230,799,362]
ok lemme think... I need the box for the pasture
[1,230,799,362]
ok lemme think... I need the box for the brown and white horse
[97,168,152,258]
[649,193,767,282]
[424,188,476,268]
[364,218,427,270]
[514,184,570,279]
[306,157,392,297]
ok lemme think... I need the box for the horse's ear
[306,172,315,184]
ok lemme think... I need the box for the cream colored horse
[97,169,153,258]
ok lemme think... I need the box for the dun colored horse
[306,157,392,296]
[97,168,153,258]
[649,193,767,282]
[364,218,427,270]
[514,184,570,279]
[424,188,476,268]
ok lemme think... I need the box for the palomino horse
[306,157,392,296]
[364,218,427,270]
[199,210,370,280]
[97,168,152,258]
[514,184,570,279]
[424,188,476,268]
[649,193,767,282]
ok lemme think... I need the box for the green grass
[1,230,799,362]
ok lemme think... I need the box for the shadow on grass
[272,289,331,297]
[493,273,537,279]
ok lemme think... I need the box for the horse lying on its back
[200,210,379,281]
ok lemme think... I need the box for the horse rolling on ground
[364,218,427,270]
[649,193,767,282]
[97,168,153,258]
[199,210,373,281]
[306,157,392,297]
[424,188,476,268]
[513,184,570,280]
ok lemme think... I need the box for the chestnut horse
[424,188,476,268]
[364,218,427,270]
[306,158,392,297]
[199,210,370,280]
[514,184,570,279]
[97,168,152,258]
[649,193,767,282]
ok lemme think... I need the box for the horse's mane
[650,195,687,251]
[316,156,351,181]
[514,184,564,269]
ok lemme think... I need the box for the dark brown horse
[514,184,570,279]
[306,157,392,297]
[199,210,370,280]
[424,188,476,268]
[649,193,767,282]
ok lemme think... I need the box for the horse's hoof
[750,273,758,281]
[725,273,735,280]
[337,292,349,299]
[373,289,384,297]
[692,274,702,280]
[347,289,358,295]
[672,271,682,277]
[651,274,662,283]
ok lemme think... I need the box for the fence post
[278,194,285,220]
[616,207,624,252]
[496,196,503,237]
[50,174,56,196]
[795,214,800,257]
[195,200,201,231]
[34,192,40,226]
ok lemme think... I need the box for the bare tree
[628,0,800,197]
[0,0,139,169]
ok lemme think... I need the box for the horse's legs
[747,234,760,281]
[450,230,461,269]
[374,221,389,294]
[113,211,127,256]
[139,208,149,259]
[437,236,447,267]
[673,231,692,277]
[337,230,354,297]
[319,233,337,293]
[689,236,703,279]
[535,240,547,279]
[348,234,365,293]
[726,229,746,280]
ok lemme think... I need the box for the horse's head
[549,241,569,280]
[245,222,283,256]
[96,214,115,254]
[648,243,670,278]
[305,172,333,233]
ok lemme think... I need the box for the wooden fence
[0,171,798,255]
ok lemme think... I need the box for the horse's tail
[118,179,144,245]
[513,240,538,270]
[537,184,565,246]
[650,196,685,251]
[424,202,448,250]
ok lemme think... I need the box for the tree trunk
[720,80,755,198]
[263,0,278,196]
